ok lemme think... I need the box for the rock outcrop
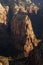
[11,9,40,57]
[0,3,9,25]
[25,41,43,65]
[0,3,9,48]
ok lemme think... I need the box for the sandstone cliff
[11,9,40,57]
[0,3,9,48]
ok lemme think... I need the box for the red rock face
[11,9,40,57]
[11,14,26,40]
[11,13,26,51]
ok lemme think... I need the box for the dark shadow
[27,9,43,39]
[25,40,43,65]
[0,23,9,56]
[0,23,24,57]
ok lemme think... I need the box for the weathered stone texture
[11,9,40,57]
[0,3,9,25]
[0,3,9,47]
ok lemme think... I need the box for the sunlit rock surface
[0,3,9,48]
[0,2,43,65]
[11,9,40,57]
[0,3,9,24]
[25,41,43,65]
